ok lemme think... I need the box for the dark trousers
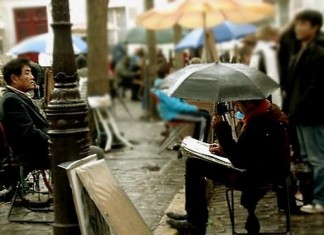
[185,157,267,234]
[185,158,241,229]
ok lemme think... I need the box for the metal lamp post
[46,1,91,234]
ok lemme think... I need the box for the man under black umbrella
[166,98,291,235]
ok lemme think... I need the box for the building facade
[1,0,324,59]
[0,0,170,57]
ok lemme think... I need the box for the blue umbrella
[6,33,87,55]
[175,21,257,51]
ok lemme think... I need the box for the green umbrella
[122,26,175,44]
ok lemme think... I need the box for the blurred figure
[129,48,145,101]
[238,45,255,65]
[30,61,44,99]
[152,61,211,142]
[156,48,167,65]
[278,17,302,165]
[115,55,141,100]
[219,50,231,62]
[249,25,282,109]
[282,9,324,214]
[239,34,257,65]
[278,19,299,91]
[111,42,127,73]
[75,53,88,78]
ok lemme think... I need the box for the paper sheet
[181,136,244,172]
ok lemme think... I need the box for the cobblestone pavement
[0,98,186,235]
[1,98,324,235]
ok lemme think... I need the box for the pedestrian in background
[282,9,324,214]
[249,25,282,109]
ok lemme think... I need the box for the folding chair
[88,95,134,152]
[7,164,53,223]
[158,119,198,154]
[226,177,291,235]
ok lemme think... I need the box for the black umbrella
[163,62,279,102]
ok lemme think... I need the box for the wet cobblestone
[1,99,324,235]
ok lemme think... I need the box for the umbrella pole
[206,30,218,62]
[203,12,208,62]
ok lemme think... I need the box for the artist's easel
[44,67,54,106]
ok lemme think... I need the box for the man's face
[12,65,35,92]
[233,101,247,114]
[295,20,319,42]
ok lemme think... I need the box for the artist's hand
[211,113,223,130]
[209,143,224,156]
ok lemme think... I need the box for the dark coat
[115,56,139,88]
[282,38,324,125]
[214,104,291,187]
[0,87,49,168]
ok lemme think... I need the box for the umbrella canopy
[136,0,275,30]
[175,20,257,51]
[6,33,87,55]
[122,26,176,44]
[162,62,279,102]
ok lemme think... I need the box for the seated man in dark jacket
[167,99,291,235]
[0,58,105,171]
[1,58,49,169]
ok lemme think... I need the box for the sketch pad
[181,136,245,172]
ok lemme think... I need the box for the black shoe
[166,218,206,235]
[166,211,187,220]
[172,144,181,151]
[245,214,260,235]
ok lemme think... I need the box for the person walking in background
[249,25,282,109]
[282,9,324,214]
[277,17,304,167]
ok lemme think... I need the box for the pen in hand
[209,143,224,156]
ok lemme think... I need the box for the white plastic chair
[87,95,134,152]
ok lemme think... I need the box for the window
[14,7,48,42]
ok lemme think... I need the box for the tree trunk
[173,24,183,69]
[144,0,158,120]
[87,0,109,96]
[86,0,109,144]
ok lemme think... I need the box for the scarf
[240,99,271,134]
